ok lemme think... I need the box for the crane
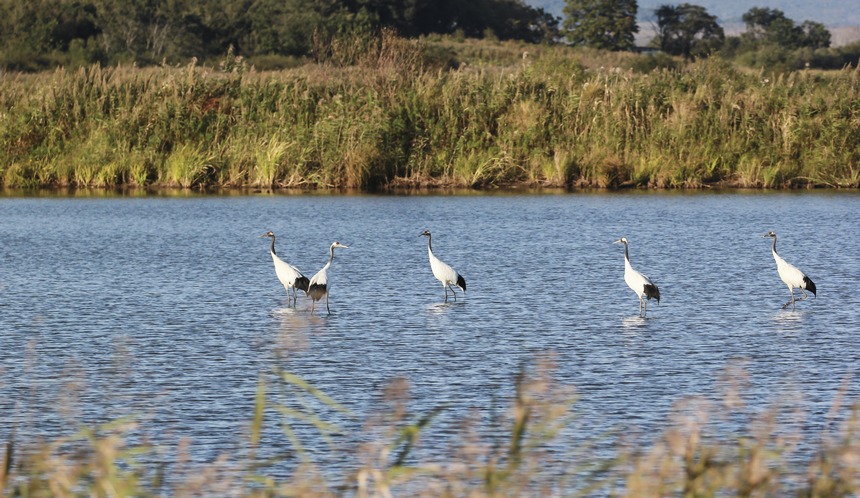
[308,241,349,315]
[614,237,661,317]
[261,231,309,306]
[763,231,816,309]
[420,230,466,302]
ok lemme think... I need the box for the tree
[741,7,830,50]
[800,20,830,49]
[563,0,638,51]
[93,0,209,63]
[475,0,559,43]
[654,3,723,59]
[742,7,785,40]
[52,1,101,51]
[375,0,558,43]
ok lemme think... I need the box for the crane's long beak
[613,239,623,244]
[259,233,269,238]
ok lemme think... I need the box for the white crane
[261,231,309,306]
[763,231,816,309]
[308,241,349,315]
[420,230,466,302]
[614,237,661,317]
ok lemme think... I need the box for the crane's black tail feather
[295,276,310,294]
[803,276,816,296]
[457,275,467,292]
[308,283,326,301]
[644,284,660,303]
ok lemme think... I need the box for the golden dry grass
[1,34,859,190]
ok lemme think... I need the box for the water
[1,190,859,479]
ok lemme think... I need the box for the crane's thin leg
[782,289,795,309]
[443,285,448,302]
[311,299,316,314]
[642,298,647,317]
[799,289,808,301]
[325,292,330,315]
[449,285,457,301]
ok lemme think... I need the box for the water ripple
[0,191,858,466]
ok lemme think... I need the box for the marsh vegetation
[3,360,859,497]
[1,33,859,191]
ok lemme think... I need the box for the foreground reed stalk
[1,34,859,190]
[2,359,859,497]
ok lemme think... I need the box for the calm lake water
[1,190,859,480]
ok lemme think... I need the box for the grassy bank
[1,34,859,190]
[3,360,859,497]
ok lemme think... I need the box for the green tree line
[0,0,858,72]
[564,1,859,71]
[0,0,558,70]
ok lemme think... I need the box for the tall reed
[3,359,858,496]
[1,35,859,190]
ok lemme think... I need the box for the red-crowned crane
[614,237,660,317]
[261,231,309,306]
[308,241,349,315]
[763,231,816,309]
[420,230,466,302]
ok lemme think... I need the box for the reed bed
[2,359,858,497]
[1,34,859,190]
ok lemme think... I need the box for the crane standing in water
[614,237,661,317]
[261,231,309,306]
[420,230,466,302]
[763,231,816,309]
[308,241,349,315]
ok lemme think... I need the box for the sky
[531,0,860,26]
[530,0,860,45]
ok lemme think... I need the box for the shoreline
[1,179,856,198]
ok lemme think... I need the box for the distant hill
[529,0,860,27]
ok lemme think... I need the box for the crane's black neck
[771,235,778,255]
[426,233,433,252]
[270,235,277,255]
[328,244,336,264]
[623,242,630,263]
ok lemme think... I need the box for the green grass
[1,34,859,190]
[3,359,859,497]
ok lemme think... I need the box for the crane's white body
[615,238,660,317]
[271,252,305,299]
[428,247,460,290]
[764,231,816,309]
[308,242,349,314]
[262,231,308,306]
[421,230,466,301]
